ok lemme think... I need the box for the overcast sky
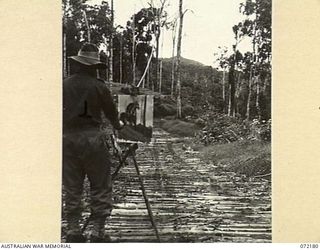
[89,0,252,66]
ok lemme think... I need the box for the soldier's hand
[119,120,125,129]
[113,120,125,130]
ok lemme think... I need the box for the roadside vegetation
[199,140,271,179]
[155,95,271,178]
[158,115,271,179]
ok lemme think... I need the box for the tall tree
[83,2,112,46]
[63,0,88,57]
[239,0,272,120]
[214,46,229,113]
[82,10,91,42]
[176,0,184,118]
[119,25,139,84]
[109,0,114,82]
[63,0,117,80]
[63,0,89,75]
[132,13,136,85]
[228,24,243,117]
[119,30,123,83]
[170,18,178,97]
[148,0,168,90]
[126,6,166,88]
[159,60,163,93]
[243,51,255,120]
[112,27,125,83]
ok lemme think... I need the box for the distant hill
[161,57,205,67]
[157,56,223,113]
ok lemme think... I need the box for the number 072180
[300,244,319,248]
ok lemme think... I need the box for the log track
[107,128,271,242]
[62,128,271,243]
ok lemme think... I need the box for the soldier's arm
[97,84,122,130]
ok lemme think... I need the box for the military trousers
[63,130,113,234]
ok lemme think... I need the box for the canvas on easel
[116,94,154,143]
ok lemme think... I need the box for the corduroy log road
[62,128,271,243]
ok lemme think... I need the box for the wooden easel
[82,134,161,243]
[110,134,161,242]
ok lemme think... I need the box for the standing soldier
[63,43,123,243]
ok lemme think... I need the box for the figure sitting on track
[63,43,123,243]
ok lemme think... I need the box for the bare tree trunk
[256,76,261,119]
[228,34,240,117]
[171,61,175,96]
[137,45,155,88]
[228,84,231,116]
[132,14,136,85]
[159,60,163,94]
[119,35,123,84]
[170,19,177,97]
[171,36,176,97]
[84,7,98,85]
[83,9,98,79]
[176,0,183,118]
[246,68,253,120]
[147,65,150,89]
[105,41,109,81]
[222,70,226,112]
[246,19,257,120]
[109,0,114,82]
[155,36,160,91]
[235,72,241,116]
[151,0,167,91]
[150,1,159,91]
[263,74,268,93]
[83,10,91,43]
[251,12,261,120]
[159,24,164,94]
[151,62,155,92]
[228,59,235,117]
[67,57,70,78]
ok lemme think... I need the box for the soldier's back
[63,73,107,132]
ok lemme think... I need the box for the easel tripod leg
[130,149,161,243]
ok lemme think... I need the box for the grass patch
[156,118,271,178]
[157,118,200,137]
[199,140,271,178]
